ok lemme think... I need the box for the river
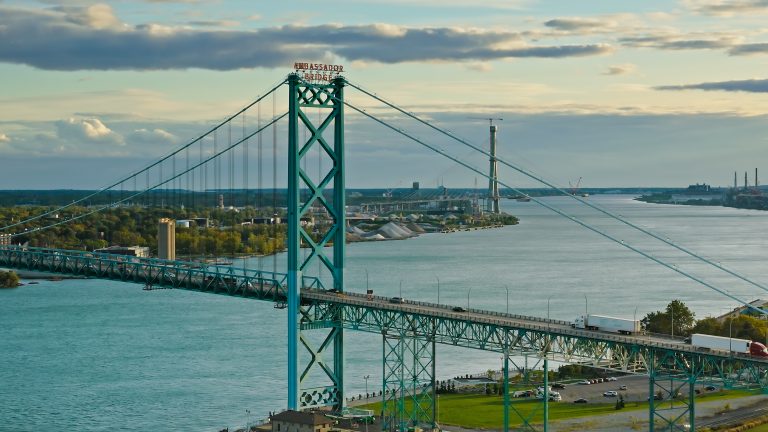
[1,195,767,431]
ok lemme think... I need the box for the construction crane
[568,177,589,197]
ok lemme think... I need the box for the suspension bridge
[1,71,767,432]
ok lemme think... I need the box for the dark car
[573,398,588,404]
[705,385,717,391]
[552,383,566,389]
[452,306,466,312]
[389,297,405,304]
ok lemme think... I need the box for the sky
[1,0,768,189]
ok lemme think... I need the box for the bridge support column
[506,351,542,431]
[287,73,347,411]
[382,330,435,432]
[648,350,698,432]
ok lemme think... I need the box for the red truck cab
[749,341,768,357]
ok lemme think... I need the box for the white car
[603,391,618,397]
[579,380,591,385]
[606,377,618,382]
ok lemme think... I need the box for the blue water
[2,195,768,431]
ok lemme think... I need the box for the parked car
[606,377,618,382]
[619,385,627,390]
[389,297,405,304]
[573,398,588,403]
[452,306,466,312]
[603,391,618,397]
[552,383,566,389]
[579,380,591,385]
[705,385,717,391]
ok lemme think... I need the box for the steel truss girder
[382,323,436,432]
[305,298,768,385]
[0,246,320,298]
[287,74,346,411]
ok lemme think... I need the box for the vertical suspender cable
[258,100,263,271]
[273,91,278,272]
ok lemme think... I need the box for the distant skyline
[2,1,768,189]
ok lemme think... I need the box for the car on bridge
[389,297,404,304]
[452,306,466,312]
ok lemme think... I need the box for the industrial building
[93,245,150,258]
[157,218,176,260]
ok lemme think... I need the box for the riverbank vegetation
[0,270,20,288]
[642,300,767,341]
[0,206,287,257]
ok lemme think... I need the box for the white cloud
[127,128,179,146]
[0,5,614,71]
[59,3,124,30]
[0,133,9,143]
[56,117,124,144]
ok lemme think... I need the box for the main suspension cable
[347,80,768,297]
[1,79,287,232]
[338,95,765,316]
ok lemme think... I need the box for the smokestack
[756,168,759,188]
[734,171,737,189]
[745,171,748,190]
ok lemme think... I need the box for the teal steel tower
[287,73,346,411]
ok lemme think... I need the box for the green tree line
[643,299,767,342]
[0,205,288,257]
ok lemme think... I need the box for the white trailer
[572,314,641,335]
[690,333,751,354]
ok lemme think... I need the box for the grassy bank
[360,389,760,429]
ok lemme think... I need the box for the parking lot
[511,374,719,405]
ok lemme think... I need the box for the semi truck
[572,314,642,335]
[690,333,768,357]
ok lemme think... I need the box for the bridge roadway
[302,289,768,370]
[2,245,767,377]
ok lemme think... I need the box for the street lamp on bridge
[436,276,440,305]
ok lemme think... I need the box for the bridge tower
[486,120,501,214]
[287,73,346,411]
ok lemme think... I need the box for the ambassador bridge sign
[293,62,345,83]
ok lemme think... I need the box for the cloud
[127,128,179,146]
[655,78,768,93]
[187,20,239,28]
[603,63,635,75]
[0,133,9,143]
[466,62,492,72]
[619,34,738,50]
[0,5,613,71]
[55,3,124,30]
[687,0,768,16]
[55,117,124,144]
[729,43,768,55]
[544,18,609,32]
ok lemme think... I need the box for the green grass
[359,389,762,429]
[748,422,768,432]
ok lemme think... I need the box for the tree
[0,270,20,288]
[642,300,695,336]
